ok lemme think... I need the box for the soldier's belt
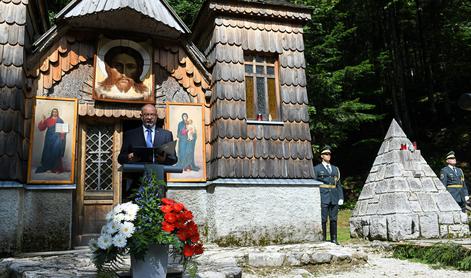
[447,184,463,188]
[319,184,336,189]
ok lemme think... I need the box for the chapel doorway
[73,118,122,246]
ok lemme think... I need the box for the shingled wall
[194,0,314,180]
[0,0,30,181]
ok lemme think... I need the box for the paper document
[55,123,69,133]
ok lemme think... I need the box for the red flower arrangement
[160,198,204,257]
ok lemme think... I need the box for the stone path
[1,240,471,277]
[0,242,365,277]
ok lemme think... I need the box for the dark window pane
[267,66,275,75]
[256,65,264,74]
[266,57,276,64]
[255,56,264,62]
[256,77,266,116]
[244,55,253,62]
[245,64,253,73]
[267,78,278,120]
[245,76,255,119]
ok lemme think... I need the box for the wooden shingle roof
[55,0,190,39]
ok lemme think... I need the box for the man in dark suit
[313,146,343,244]
[118,104,177,199]
[440,151,469,212]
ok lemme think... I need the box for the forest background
[47,0,471,203]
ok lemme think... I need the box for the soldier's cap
[446,151,456,160]
[320,146,332,155]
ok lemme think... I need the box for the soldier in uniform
[439,151,469,212]
[313,146,344,244]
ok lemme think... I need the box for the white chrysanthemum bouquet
[94,202,139,250]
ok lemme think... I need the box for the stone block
[407,178,422,191]
[248,252,285,267]
[419,213,439,238]
[433,192,461,212]
[379,193,410,214]
[373,154,384,166]
[439,225,449,238]
[376,165,386,181]
[421,177,437,192]
[384,163,403,179]
[358,183,375,200]
[384,151,400,165]
[409,201,422,212]
[350,217,370,238]
[417,193,438,212]
[366,203,379,215]
[438,212,454,224]
[310,252,333,264]
[377,143,386,154]
[389,178,409,192]
[375,180,388,194]
[386,214,419,241]
[370,166,379,173]
[285,253,302,266]
[358,200,368,215]
[369,216,387,240]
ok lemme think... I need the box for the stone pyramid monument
[350,119,469,241]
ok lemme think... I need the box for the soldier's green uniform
[439,151,469,212]
[313,146,343,244]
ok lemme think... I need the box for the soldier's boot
[330,221,339,245]
[322,222,327,241]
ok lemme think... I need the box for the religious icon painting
[93,37,154,103]
[27,97,78,184]
[166,103,207,182]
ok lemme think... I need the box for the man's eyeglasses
[142,113,156,117]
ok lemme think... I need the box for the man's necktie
[146,128,153,148]
[326,164,331,174]
[453,167,458,175]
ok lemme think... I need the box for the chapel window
[244,54,280,121]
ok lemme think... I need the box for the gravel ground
[321,253,471,278]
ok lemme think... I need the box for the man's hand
[338,199,344,206]
[466,196,470,202]
[127,152,140,162]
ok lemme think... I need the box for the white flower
[123,203,139,220]
[119,221,135,238]
[97,234,112,250]
[112,233,127,248]
[106,221,120,235]
[112,212,126,223]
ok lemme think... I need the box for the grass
[393,243,471,270]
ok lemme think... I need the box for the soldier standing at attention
[440,151,469,212]
[313,146,344,244]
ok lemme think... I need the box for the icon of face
[141,105,157,128]
[107,53,139,92]
[51,109,59,118]
[182,114,188,121]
